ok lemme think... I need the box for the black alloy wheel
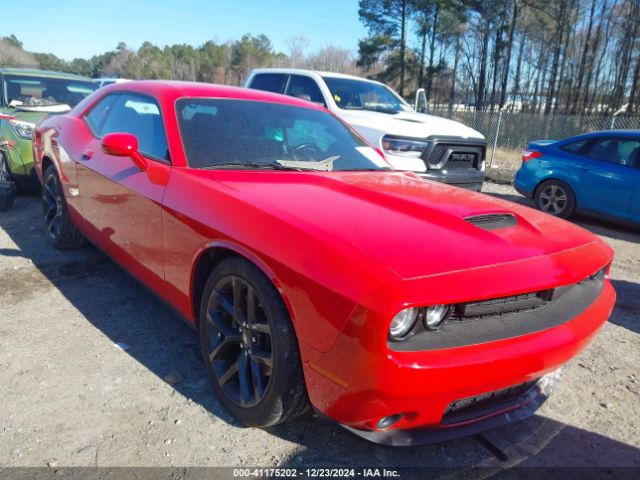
[205,274,273,408]
[42,170,63,240]
[41,166,86,248]
[199,256,309,427]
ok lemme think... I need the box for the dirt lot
[1,183,639,476]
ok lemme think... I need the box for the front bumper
[415,169,485,191]
[0,135,36,184]
[301,277,615,444]
[341,368,562,446]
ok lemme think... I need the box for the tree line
[1,0,637,117]
[357,0,640,115]
[0,34,356,88]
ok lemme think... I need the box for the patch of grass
[485,147,522,184]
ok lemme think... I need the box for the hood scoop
[464,213,517,231]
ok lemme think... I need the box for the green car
[0,68,98,189]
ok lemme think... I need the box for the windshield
[3,74,97,109]
[322,76,411,114]
[176,98,390,171]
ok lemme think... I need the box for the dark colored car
[515,130,640,226]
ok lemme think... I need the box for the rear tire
[199,256,309,427]
[534,180,576,219]
[42,166,87,249]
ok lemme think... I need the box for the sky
[4,0,367,61]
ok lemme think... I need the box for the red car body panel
[33,81,615,437]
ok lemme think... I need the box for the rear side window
[249,73,288,94]
[100,94,170,161]
[560,139,589,154]
[285,75,325,105]
[85,94,118,135]
[586,138,640,167]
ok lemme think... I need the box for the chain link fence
[430,106,640,168]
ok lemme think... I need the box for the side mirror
[101,132,148,171]
[414,88,428,114]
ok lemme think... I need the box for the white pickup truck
[245,68,487,190]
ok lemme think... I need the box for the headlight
[389,307,419,340]
[9,119,36,139]
[381,136,429,158]
[424,305,451,330]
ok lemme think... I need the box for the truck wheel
[42,166,86,248]
[199,256,309,427]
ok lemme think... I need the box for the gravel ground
[0,183,639,477]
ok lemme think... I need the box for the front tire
[534,180,576,219]
[199,256,308,427]
[42,166,86,249]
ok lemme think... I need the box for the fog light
[424,304,450,330]
[389,308,419,340]
[376,413,403,430]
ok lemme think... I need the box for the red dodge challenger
[33,81,615,446]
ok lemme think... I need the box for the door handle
[81,149,93,161]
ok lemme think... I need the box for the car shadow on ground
[271,414,640,471]
[1,196,639,472]
[609,280,640,335]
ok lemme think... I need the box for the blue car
[514,130,640,226]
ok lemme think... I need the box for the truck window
[286,75,326,106]
[249,73,288,94]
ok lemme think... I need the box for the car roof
[249,68,385,86]
[0,67,93,81]
[102,80,327,110]
[559,130,640,143]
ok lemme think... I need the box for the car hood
[0,108,49,125]
[338,109,485,141]
[208,170,598,280]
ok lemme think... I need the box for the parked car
[93,78,130,89]
[33,81,615,445]
[0,68,97,190]
[515,130,640,226]
[245,69,487,191]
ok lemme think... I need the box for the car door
[577,136,639,220]
[76,92,171,291]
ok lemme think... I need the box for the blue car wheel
[534,180,576,219]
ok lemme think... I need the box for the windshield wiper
[203,162,311,171]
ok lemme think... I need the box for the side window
[286,75,326,105]
[100,94,169,161]
[586,138,640,167]
[249,74,288,94]
[85,95,118,135]
[560,139,589,155]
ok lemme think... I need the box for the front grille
[425,144,448,165]
[452,289,552,321]
[422,143,484,170]
[446,152,478,169]
[442,379,539,425]
[464,213,517,230]
[446,158,475,169]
